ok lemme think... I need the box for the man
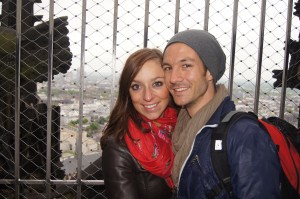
[162,29,281,199]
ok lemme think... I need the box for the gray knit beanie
[164,29,226,83]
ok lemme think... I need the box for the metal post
[174,0,180,33]
[76,0,88,198]
[14,0,22,198]
[204,0,210,31]
[228,0,239,97]
[279,0,294,119]
[144,0,150,47]
[110,0,119,111]
[253,0,267,114]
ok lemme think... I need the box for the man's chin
[173,100,186,107]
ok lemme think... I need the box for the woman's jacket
[102,136,172,199]
[175,97,281,199]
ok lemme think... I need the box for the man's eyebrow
[162,57,195,66]
[179,57,195,62]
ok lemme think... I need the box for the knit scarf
[125,107,177,188]
[171,84,228,186]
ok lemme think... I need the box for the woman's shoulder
[104,135,127,151]
[102,135,143,171]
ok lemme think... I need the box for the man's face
[162,43,214,116]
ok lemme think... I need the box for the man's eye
[131,84,140,90]
[183,64,191,68]
[153,81,163,87]
[162,65,171,71]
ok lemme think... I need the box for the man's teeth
[175,87,187,92]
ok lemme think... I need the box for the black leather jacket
[102,136,172,199]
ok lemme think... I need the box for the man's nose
[169,68,183,83]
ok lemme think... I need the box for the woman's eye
[153,81,163,87]
[131,84,140,90]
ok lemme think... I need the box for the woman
[100,48,177,199]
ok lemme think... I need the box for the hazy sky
[31,0,299,86]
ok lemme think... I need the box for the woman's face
[129,59,170,120]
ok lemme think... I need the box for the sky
[30,0,300,86]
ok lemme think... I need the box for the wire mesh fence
[0,0,299,198]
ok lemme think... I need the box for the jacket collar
[206,96,235,125]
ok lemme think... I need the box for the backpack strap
[208,111,258,199]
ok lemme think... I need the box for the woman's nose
[143,88,153,101]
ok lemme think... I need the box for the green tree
[68,120,78,126]
[98,116,108,124]
[86,122,100,137]
[68,118,89,127]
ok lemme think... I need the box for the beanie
[164,29,226,83]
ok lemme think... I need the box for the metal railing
[0,0,299,198]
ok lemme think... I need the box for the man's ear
[206,70,214,81]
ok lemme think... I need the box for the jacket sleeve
[102,138,140,199]
[227,118,281,199]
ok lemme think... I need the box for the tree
[98,116,108,125]
[86,122,100,137]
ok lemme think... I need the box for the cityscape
[36,70,300,175]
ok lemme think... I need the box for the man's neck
[187,89,216,117]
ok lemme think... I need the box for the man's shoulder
[223,112,266,138]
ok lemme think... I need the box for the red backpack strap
[259,119,300,195]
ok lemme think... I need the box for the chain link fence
[0,0,299,198]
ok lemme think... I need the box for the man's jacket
[175,96,281,199]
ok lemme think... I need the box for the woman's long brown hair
[100,48,163,149]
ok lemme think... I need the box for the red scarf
[124,107,177,188]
